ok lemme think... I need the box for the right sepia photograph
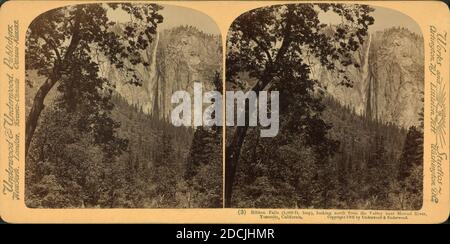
[225,3,424,210]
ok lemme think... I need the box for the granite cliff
[101,25,222,120]
[314,27,424,128]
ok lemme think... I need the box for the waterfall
[147,31,160,116]
[362,34,371,86]
[149,31,159,83]
[363,34,376,120]
[147,31,160,94]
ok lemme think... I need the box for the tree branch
[250,36,273,65]
[41,35,62,64]
[63,13,82,63]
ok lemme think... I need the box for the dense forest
[231,95,423,210]
[25,91,222,208]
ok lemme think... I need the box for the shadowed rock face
[315,27,424,128]
[104,25,222,120]
[102,25,423,129]
[366,28,424,127]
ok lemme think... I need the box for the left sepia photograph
[24,3,223,208]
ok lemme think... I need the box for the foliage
[232,95,424,210]
[25,3,164,157]
[25,3,223,209]
[225,3,374,206]
[26,78,222,208]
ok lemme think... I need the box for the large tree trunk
[224,125,249,207]
[25,18,81,157]
[224,77,272,207]
[25,73,60,157]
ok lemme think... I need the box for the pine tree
[150,130,178,206]
[365,134,390,206]
[185,127,216,180]
[398,126,423,182]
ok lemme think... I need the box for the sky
[107,4,221,35]
[319,6,422,35]
[107,4,422,36]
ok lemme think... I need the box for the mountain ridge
[315,26,424,129]
[104,24,222,120]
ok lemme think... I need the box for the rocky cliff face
[100,26,423,128]
[102,25,222,120]
[314,27,424,128]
